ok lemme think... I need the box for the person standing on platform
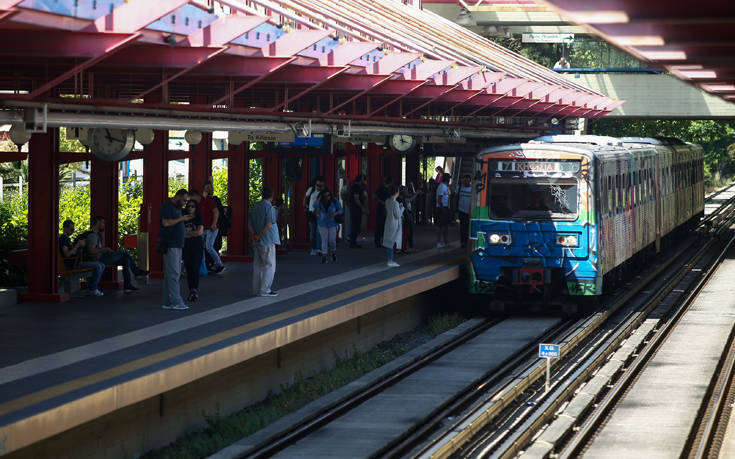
[59,219,105,296]
[340,178,352,245]
[435,173,451,248]
[249,187,280,297]
[374,175,393,248]
[435,165,444,184]
[201,181,225,273]
[383,185,403,267]
[182,199,204,302]
[314,189,343,263]
[160,189,192,310]
[304,176,325,255]
[349,174,368,248]
[456,174,472,249]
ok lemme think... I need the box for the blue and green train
[468,135,703,309]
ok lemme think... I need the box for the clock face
[390,134,416,152]
[90,128,135,161]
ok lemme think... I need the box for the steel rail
[244,318,505,458]
[480,233,718,459]
[419,232,700,458]
[688,322,735,458]
[374,318,577,459]
[558,233,735,459]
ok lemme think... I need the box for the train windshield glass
[490,178,578,219]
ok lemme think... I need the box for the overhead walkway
[559,72,735,118]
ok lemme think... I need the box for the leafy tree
[589,118,735,185]
[212,167,228,204]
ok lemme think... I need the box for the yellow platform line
[0,258,460,419]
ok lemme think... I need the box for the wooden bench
[58,252,95,294]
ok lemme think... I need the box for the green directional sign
[522,33,574,44]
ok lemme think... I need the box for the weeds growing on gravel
[143,313,466,459]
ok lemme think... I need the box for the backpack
[212,195,231,234]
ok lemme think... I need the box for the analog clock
[389,134,416,153]
[89,128,135,161]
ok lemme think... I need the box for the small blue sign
[539,343,560,358]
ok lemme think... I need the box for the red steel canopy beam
[185,15,268,47]
[438,70,504,115]
[402,65,483,116]
[135,15,268,100]
[324,52,421,115]
[259,30,331,57]
[464,78,528,117]
[83,0,190,33]
[317,42,379,66]
[27,32,140,98]
[0,0,22,8]
[210,57,296,107]
[272,42,376,110]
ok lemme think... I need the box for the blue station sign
[539,343,560,359]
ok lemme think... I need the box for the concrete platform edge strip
[0,264,461,455]
[0,247,458,386]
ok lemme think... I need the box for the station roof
[0,0,619,131]
[539,0,735,103]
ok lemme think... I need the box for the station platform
[584,231,735,457]
[0,225,465,456]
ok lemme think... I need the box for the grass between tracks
[143,313,467,459]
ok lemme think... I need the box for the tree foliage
[589,118,735,185]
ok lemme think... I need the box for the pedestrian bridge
[559,71,735,119]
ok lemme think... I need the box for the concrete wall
[562,73,735,118]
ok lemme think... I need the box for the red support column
[344,143,360,181]
[291,154,309,249]
[91,157,121,288]
[366,143,382,232]
[223,142,251,261]
[142,130,168,278]
[323,151,336,193]
[188,132,212,191]
[20,129,67,302]
[262,144,281,194]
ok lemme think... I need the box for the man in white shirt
[456,174,472,248]
[435,173,451,248]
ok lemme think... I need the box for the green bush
[0,193,28,286]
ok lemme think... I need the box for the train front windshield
[490,178,578,219]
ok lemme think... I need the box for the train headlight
[488,233,511,245]
[556,234,579,247]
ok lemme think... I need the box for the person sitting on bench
[59,219,106,296]
[85,216,149,292]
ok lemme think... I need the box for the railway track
[222,184,735,459]
[413,189,735,459]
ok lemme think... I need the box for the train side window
[607,176,613,216]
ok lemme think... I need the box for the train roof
[533,135,623,146]
[480,135,652,159]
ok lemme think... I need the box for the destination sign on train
[495,161,580,172]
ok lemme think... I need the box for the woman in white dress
[382,185,403,267]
